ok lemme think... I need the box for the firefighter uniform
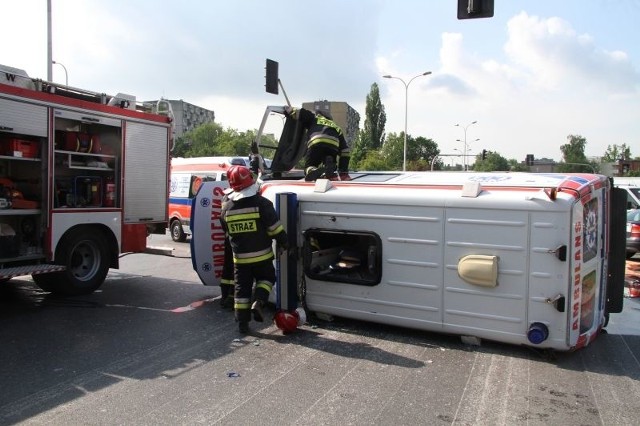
[286,107,350,181]
[219,235,235,309]
[220,188,288,332]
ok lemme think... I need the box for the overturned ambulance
[192,165,626,351]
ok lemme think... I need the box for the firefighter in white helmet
[220,165,289,334]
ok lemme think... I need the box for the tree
[380,132,404,170]
[171,123,279,160]
[602,143,632,162]
[557,134,597,173]
[472,151,510,171]
[408,136,440,171]
[357,150,394,171]
[508,159,529,171]
[352,83,386,166]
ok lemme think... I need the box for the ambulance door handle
[548,245,567,261]
[545,294,565,313]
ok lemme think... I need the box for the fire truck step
[0,264,66,280]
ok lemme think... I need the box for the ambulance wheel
[170,220,187,242]
[33,229,110,296]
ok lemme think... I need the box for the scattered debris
[461,335,481,346]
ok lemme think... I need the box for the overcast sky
[3,0,639,162]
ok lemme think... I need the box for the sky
[2,0,639,163]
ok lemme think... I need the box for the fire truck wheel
[33,229,110,296]
[170,220,187,242]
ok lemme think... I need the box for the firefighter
[248,141,266,181]
[220,165,289,334]
[219,234,235,310]
[283,106,350,181]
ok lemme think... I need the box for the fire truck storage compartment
[0,122,46,261]
[0,138,39,158]
[0,214,41,258]
[53,109,121,209]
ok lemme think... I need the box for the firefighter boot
[238,321,249,334]
[220,295,234,310]
[251,300,265,322]
[324,156,337,179]
[305,166,325,182]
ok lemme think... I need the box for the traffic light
[482,149,487,160]
[457,0,494,19]
[525,154,534,166]
[265,59,279,95]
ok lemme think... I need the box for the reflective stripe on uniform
[308,135,339,148]
[256,280,273,293]
[233,247,274,264]
[235,297,251,310]
[267,222,284,237]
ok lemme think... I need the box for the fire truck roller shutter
[32,226,115,295]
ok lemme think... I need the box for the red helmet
[274,310,299,334]
[227,165,254,191]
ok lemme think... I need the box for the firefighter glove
[277,241,289,256]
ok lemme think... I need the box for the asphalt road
[1,234,640,425]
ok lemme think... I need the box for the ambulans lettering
[3,72,16,82]
[210,199,225,242]
[207,185,227,279]
[229,220,257,234]
[572,220,583,331]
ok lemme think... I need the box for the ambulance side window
[302,229,382,286]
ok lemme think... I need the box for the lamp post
[52,60,68,86]
[454,121,477,171]
[383,71,432,171]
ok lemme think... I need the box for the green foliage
[473,151,510,171]
[172,122,279,160]
[381,132,404,169]
[409,136,440,170]
[602,143,632,162]
[508,159,529,171]
[357,150,395,171]
[557,134,596,172]
[352,83,386,166]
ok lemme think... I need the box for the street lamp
[52,60,68,86]
[383,71,432,171]
[454,121,477,171]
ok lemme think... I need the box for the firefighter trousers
[234,260,275,323]
[220,237,235,307]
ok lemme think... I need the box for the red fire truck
[0,64,173,295]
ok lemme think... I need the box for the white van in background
[612,177,640,210]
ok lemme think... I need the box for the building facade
[143,99,215,138]
[301,100,360,146]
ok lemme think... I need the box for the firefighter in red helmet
[220,165,289,333]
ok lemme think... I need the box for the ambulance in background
[168,156,249,242]
[612,177,640,210]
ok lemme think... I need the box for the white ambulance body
[192,171,626,351]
